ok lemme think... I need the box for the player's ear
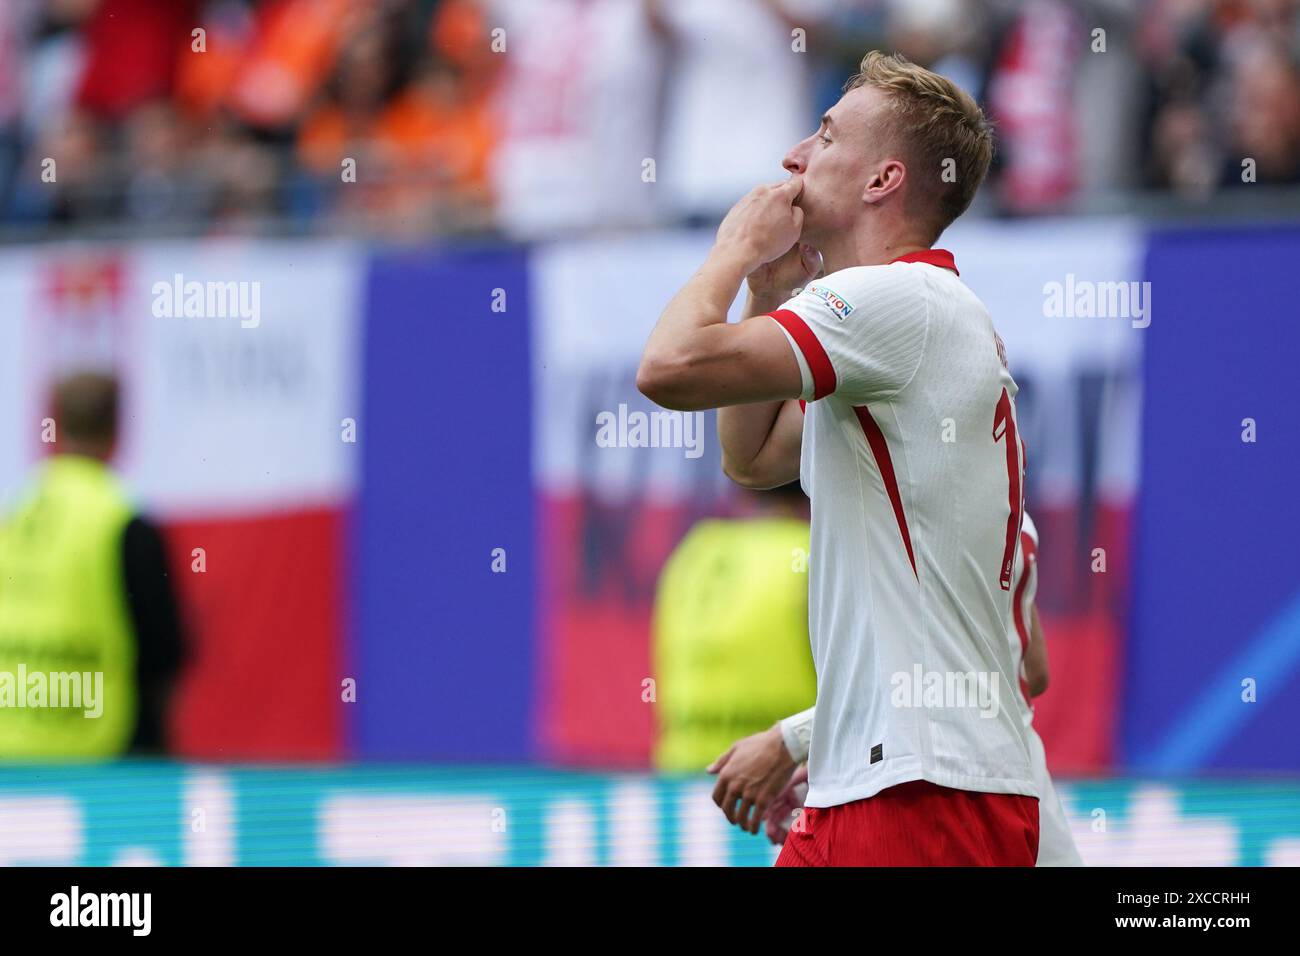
[862,159,906,204]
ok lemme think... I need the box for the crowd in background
[0,0,1297,240]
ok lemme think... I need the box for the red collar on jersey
[888,249,959,275]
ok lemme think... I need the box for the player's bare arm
[716,241,823,487]
[714,284,802,491]
[1025,603,1050,697]
[636,178,810,412]
[719,396,803,489]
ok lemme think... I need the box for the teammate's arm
[708,707,814,834]
[638,179,809,412]
[1024,603,1050,697]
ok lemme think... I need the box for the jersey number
[992,388,1023,591]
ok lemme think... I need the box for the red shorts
[775,780,1039,867]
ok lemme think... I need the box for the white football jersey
[768,250,1037,807]
[1008,512,1084,866]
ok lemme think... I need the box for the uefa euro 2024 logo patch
[806,283,853,321]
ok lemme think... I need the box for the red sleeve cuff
[769,309,836,401]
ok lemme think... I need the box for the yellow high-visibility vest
[652,516,816,772]
[0,455,138,758]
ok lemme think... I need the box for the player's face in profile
[782,85,889,245]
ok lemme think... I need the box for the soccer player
[637,51,1037,865]
[717,511,1084,867]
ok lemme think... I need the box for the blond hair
[844,51,993,240]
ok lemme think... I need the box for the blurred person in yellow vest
[0,372,186,759]
[653,481,815,771]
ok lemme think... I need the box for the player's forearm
[719,400,783,479]
[717,288,799,484]
[637,247,750,408]
[720,398,803,489]
[1026,604,1050,696]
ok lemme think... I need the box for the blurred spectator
[1223,37,1300,185]
[75,0,198,121]
[193,118,283,230]
[296,4,415,222]
[392,54,498,229]
[297,4,495,233]
[0,2,25,207]
[0,373,187,759]
[653,0,833,224]
[10,110,117,223]
[120,100,217,224]
[204,0,356,133]
[431,0,499,101]
[985,0,1083,214]
[1069,0,1146,201]
[885,0,989,98]
[486,0,665,237]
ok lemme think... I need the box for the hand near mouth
[746,241,824,306]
